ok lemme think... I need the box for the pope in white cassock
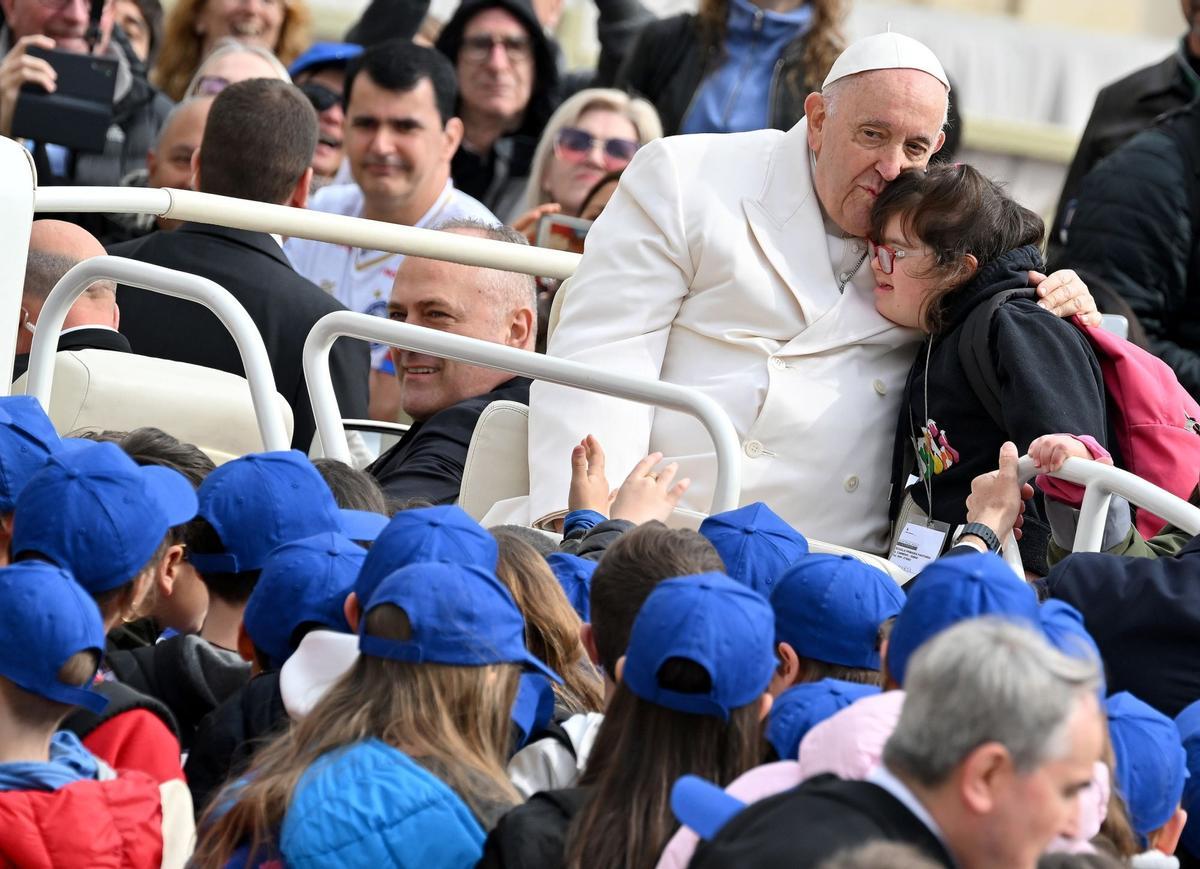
[520,32,1097,555]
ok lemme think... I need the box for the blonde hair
[521,88,663,215]
[154,0,311,102]
[192,603,520,867]
[493,532,604,715]
[181,37,293,99]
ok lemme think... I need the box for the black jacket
[185,670,287,817]
[1051,41,1200,253]
[1048,533,1200,718]
[888,246,1107,541]
[477,787,590,869]
[105,634,250,752]
[108,223,371,451]
[558,518,634,559]
[692,775,955,868]
[1053,99,1200,400]
[367,375,530,505]
[437,0,560,219]
[11,326,131,380]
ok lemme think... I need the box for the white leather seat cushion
[459,399,531,522]
[14,349,294,465]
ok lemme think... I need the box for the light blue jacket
[280,739,486,868]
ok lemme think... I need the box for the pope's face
[807,69,947,238]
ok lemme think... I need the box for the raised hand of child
[1029,434,1113,472]
[568,434,613,516]
[610,452,691,525]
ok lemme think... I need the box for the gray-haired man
[692,618,1105,868]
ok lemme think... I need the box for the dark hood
[436,0,560,139]
[941,244,1046,333]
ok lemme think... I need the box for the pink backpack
[959,290,1200,538]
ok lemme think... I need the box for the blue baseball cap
[1107,692,1188,837]
[189,451,382,574]
[546,552,595,621]
[1175,699,1200,856]
[770,554,904,670]
[766,678,881,760]
[12,441,197,594]
[288,41,364,78]
[358,562,560,683]
[511,672,556,750]
[670,775,747,841]
[887,552,1040,686]
[0,561,107,713]
[354,505,498,605]
[1041,599,1106,698]
[243,532,363,670]
[623,573,775,720]
[0,396,61,512]
[699,502,809,595]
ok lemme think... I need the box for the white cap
[822,32,950,91]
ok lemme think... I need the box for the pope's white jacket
[528,120,922,554]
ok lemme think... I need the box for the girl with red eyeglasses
[870,163,1108,576]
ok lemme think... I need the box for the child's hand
[1029,434,1113,473]
[610,452,691,525]
[568,435,612,516]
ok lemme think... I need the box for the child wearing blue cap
[0,561,194,868]
[768,554,905,695]
[194,561,552,867]
[0,395,61,566]
[765,678,881,761]
[1106,693,1189,863]
[699,502,809,595]
[11,440,198,790]
[480,572,776,869]
[185,531,364,815]
[507,523,725,798]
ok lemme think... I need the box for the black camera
[10,45,117,153]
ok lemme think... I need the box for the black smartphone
[11,46,117,153]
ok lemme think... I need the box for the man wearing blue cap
[0,561,194,868]
[289,42,364,191]
[768,553,904,695]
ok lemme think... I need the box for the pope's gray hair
[883,617,1100,788]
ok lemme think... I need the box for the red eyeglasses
[867,239,910,275]
[553,127,640,172]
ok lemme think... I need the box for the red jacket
[0,770,164,867]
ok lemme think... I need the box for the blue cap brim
[670,775,747,840]
[340,509,386,542]
[523,651,563,685]
[142,466,199,527]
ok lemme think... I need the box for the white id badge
[888,519,952,580]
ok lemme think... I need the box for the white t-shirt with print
[285,181,498,369]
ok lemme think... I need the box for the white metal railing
[1003,456,1200,576]
[28,256,292,452]
[303,312,744,515]
[34,187,580,280]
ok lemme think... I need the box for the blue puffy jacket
[280,739,486,868]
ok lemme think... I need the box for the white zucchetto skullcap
[822,32,950,91]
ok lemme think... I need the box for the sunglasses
[299,81,342,113]
[553,127,639,171]
[867,239,910,275]
[462,33,532,63]
[194,74,231,97]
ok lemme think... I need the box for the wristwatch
[958,522,1002,554]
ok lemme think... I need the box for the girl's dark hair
[578,170,623,218]
[868,163,1045,332]
[563,658,764,869]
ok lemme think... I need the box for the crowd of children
[0,383,1195,869]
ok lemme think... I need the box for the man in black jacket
[110,78,370,451]
[692,618,1105,869]
[1053,98,1200,400]
[367,219,535,505]
[1050,2,1200,254]
[13,219,131,380]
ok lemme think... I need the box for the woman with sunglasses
[868,163,1108,576]
[514,89,662,227]
[182,38,292,100]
